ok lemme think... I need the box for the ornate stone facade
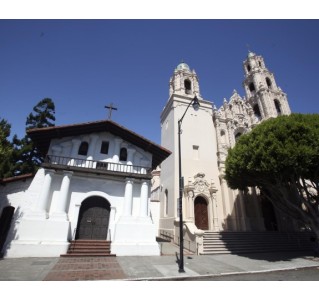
[157,52,297,239]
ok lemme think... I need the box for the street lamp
[178,95,200,273]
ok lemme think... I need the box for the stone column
[139,181,149,217]
[210,184,219,231]
[27,169,55,219]
[123,178,134,216]
[52,171,73,220]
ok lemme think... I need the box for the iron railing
[44,155,151,175]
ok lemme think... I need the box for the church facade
[0,51,301,258]
[0,120,170,257]
[155,52,297,252]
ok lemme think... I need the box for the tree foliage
[0,119,14,178]
[225,114,319,235]
[26,98,55,130]
[12,98,55,176]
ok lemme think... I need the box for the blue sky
[1,19,319,145]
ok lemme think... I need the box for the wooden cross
[105,103,118,120]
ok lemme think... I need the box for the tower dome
[176,61,190,71]
[247,51,256,58]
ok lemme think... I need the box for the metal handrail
[44,155,151,175]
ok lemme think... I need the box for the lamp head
[192,95,200,111]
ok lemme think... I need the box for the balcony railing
[44,155,151,175]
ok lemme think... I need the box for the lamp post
[178,95,200,273]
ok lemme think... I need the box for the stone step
[201,231,314,255]
[61,240,115,257]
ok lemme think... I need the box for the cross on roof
[104,103,118,120]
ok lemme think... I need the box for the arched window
[274,99,282,115]
[184,79,191,94]
[266,77,272,88]
[220,130,226,144]
[120,147,127,161]
[253,104,262,120]
[78,141,89,156]
[249,82,255,92]
[247,64,251,72]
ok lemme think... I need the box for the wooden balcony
[42,155,152,179]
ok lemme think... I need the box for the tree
[25,98,55,130]
[225,114,319,237]
[13,98,55,175]
[0,119,14,179]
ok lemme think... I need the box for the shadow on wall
[217,190,314,261]
[0,205,22,258]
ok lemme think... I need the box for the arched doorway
[0,206,15,256]
[194,196,209,230]
[75,197,111,240]
[261,198,278,231]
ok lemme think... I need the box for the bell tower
[243,51,291,121]
[159,62,221,235]
[169,62,201,98]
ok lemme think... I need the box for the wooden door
[76,197,110,240]
[194,197,209,230]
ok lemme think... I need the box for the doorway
[194,196,209,230]
[75,197,111,240]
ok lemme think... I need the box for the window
[220,130,226,144]
[120,147,127,161]
[253,104,262,120]
[184,79,191,94]
[100,141,109,154]
[249,82,255,92]
[274,99,282,115]
[266,77,272,88]
[78,141,89,156]
[247,64,251,72]
[193,145,199,160]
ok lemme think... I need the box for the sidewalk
[0,242,319,281]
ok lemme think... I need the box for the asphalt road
[173,266,319,281]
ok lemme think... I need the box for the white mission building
[0,51,310,258]
[0,120,170,257]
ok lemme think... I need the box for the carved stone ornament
[193,173,210,193]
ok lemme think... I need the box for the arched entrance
[261,198,278,231]
[75,197,111,240]
[0,206,15,256]
[194,196,209,230]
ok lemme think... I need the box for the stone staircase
[61,240,115,257]
[201,231,314,255]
